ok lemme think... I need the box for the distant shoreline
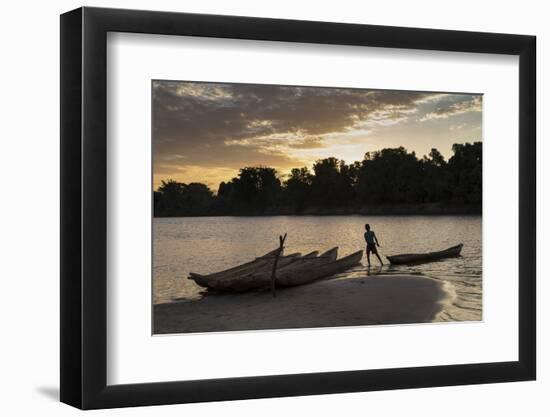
[154,203,482,218]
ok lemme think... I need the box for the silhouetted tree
[447,142,482,204]
[356,147,423,204]
[154,141,482,216]
[310,157,355,206]
[427,148,446,167]
[420,148,450,202]
[156,180,187,213]
[284,167,313,211]
[217,167,283,213]
[181,183,214,215]
[155,179,214,216]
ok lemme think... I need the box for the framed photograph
[60,7,536,409]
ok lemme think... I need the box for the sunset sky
[152,81,482,191]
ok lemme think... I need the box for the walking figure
[364,223,383,267]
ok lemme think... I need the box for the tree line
[154,142,481,217]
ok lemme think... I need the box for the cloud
[420,95,482,121]
[153,81,436,159]
[152,82,435,145]
[287,136,328,149]
[152,81,480,187]
[449,123,467,131]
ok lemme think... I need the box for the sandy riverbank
[153,274,452,334]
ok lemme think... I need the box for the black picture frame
[60,6,536,410]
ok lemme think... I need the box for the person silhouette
[364,223,383,267]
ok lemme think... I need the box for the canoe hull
[277,250,363,287]
[189,247,362,292]
[189,252,301,289]
[387,244,463,265]
[189,248,280,281]
[219,247,339,292]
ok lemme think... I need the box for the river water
[153,215,482,322]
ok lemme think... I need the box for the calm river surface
[153,215,482,322]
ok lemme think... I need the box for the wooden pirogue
[386,244,463,265]
[189,249,302,288]
[188,247,363,292]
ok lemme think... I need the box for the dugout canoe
[214,248,363,292]
[386,244,463,265]
[189,248,280,281]
[216,247,339,292]
[189,252,305,289]
[277,248,362,287]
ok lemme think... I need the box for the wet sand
[153,274,451,334]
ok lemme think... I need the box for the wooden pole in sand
[270,233,287,297]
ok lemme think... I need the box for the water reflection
[154,215,482,321]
